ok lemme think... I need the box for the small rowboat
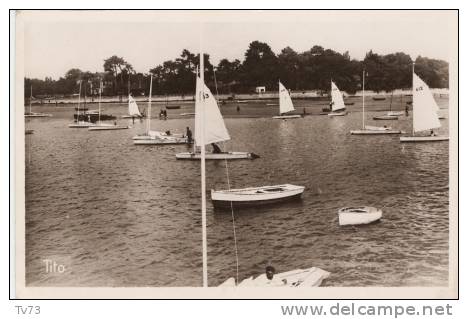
[176,151,259,160]
[328,111,348,117]
[372,96,386,101]
[400,136,449,142]
[350,125,403,135]
[25,129,34,135]
[338,206,382,226]
[373,114,399,120]
[211,184,304,208]
[220,267,330,287]
[387,111,404,116]
[344,102,354,106]
[165,105,180,109]
[88,124,129,131]
[272,114,301,119]
[68,121,95,128]
[25,112,53,118]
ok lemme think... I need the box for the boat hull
[387,111,404,116]
[272,115,302,119]
[328,111,348,117]
[133,137,189,145]
[25,113,52,118]
[175,152,258,160]
[88,125,129,131]
[373,115,399,120]
[220,267,330,287]
[400,136,449,142]
[211,184,304,208]
[350,129,402,135]
[338,206,382,226]
[68,122,95,128]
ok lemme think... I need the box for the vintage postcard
[12,10,458,299]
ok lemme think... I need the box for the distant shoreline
[28,88,449,105]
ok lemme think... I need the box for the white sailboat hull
[220,267,330,287]
[400,136,449,142]
[338,206,382,226]
[25,113,53,118]
[272,114,301,119]
[211,184,304,208]
[328,111,348,117]
[176,151,257,160]
[387,111,404,116]
[133,136,189,145]
[68,122,95,128]
[373,115,399,120]
[88,125,129,131]
[350,126,403,135]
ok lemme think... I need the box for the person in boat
[163,109,167,120]
[211,143,222,154]
[236,105,240,113]
[265,265,287,286]
[405,104,409,116]
[303,107,306,116]
[114,120,117,126]
[430,129,436,136]
[186,127,193,144]
[165,130,171,136]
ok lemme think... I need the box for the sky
[18,10,457,80]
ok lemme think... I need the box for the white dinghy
[211,184,304,208]
[328,81,348,116]
[193,46,328,288]
[338,206,382,226]
[89,80,129,131]
[272,82,301,119]
[400,63,448,142]
[175,73,255,160]
[220,267,330,287]
[350,71,403,135]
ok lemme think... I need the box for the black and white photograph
[13,10,458,298]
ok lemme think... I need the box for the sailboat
[350,71,403,135]
[373,91,400,120]
[272,82,301,119]
[24,85,52,118]
[133,76,188,144]
[327,81,348,116]
[122,95,144,119]
[400,65,448,142]
[192,44,328,288]
[69,81,95,128]
[89,80,130,131]
[175,74,257,160]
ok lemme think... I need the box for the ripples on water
[24,97,449,287]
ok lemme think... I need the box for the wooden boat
[400,65,448,143]
[272,82,300,119]
[176,151,258,160]
[372,96,386,101]
[387,111,404,116]
[327,81,348,117]
[373,114,399,120]
[25,129,34,135]
[68,121,95,128]
[338,206,382,226]
[350,71,402,135]
[211,184,304,208]
[344,101,354,106]
[220,267,330,287]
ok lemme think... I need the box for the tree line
[24,41,449,98]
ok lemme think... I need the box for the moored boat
[211,184,304,208]
[176,151,258,160]
[373,96,386,101]
[373,114,399,120]
[338,206,382,226]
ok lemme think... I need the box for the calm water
[24,96,450,287]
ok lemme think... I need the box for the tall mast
[412,61,415,136]
[77,81,82,123]
[29,85,32,114]
[98,80,102,123]
[200,34,208,288]
[147,75,153,134]
[362,70,365,129]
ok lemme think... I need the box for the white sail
[331,81,346,112]
[194,76,231,146]
[413,73,441,132]
[279,82,295,114]
[128,95,141,116]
